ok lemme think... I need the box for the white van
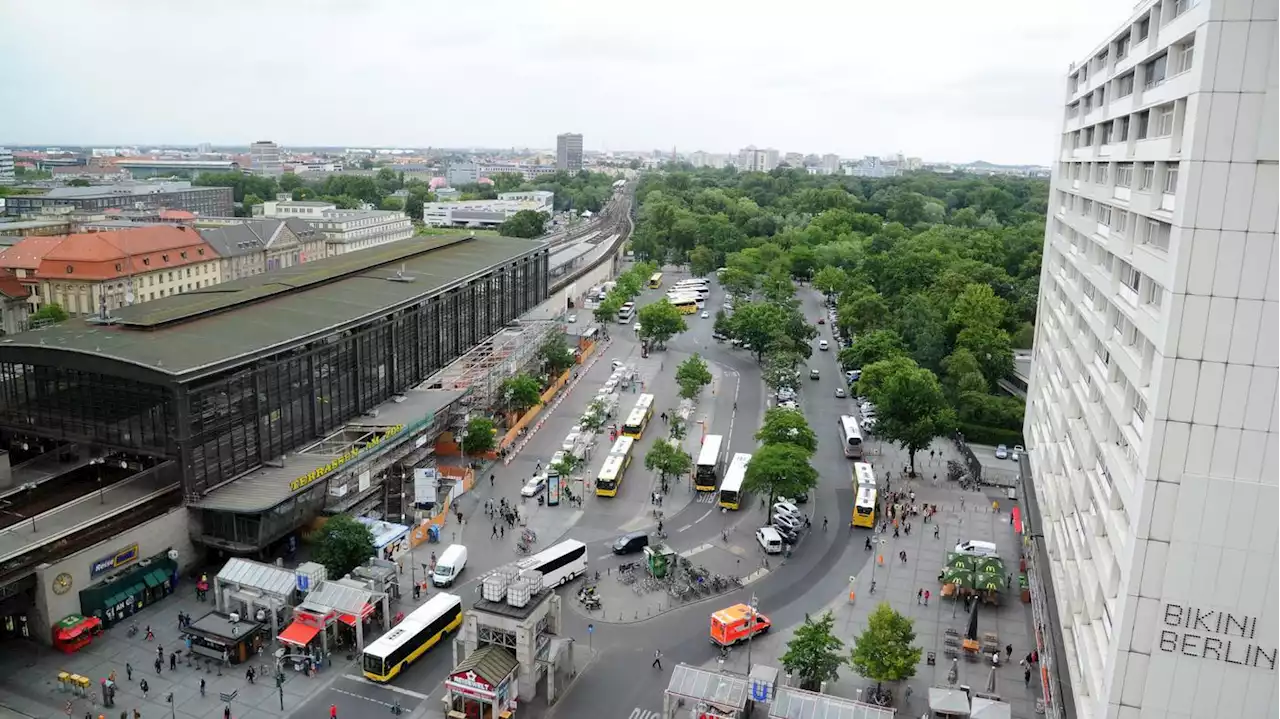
[819,340,829,351]
[755,527,784,554]
[432,544,468,586]
[953,540,1000,558]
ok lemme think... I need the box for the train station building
[0,233,549,642]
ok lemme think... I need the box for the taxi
[710,603,772,646]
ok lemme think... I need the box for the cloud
[0,0,1132,163]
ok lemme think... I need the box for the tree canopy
[675,354,713,399]
[636,299,687,348]
[781,611,846,691]
[744,443,819,506]
[499,209,550,238]
[756,407,817,455]
[644,439,692,484]
[540,335,576,377]
[858,356,955,473]
[501,373,543,414]
[627,166,1041,444]
[313,515,375,579]
[849,603,923,696]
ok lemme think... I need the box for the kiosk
[182,611,267,665]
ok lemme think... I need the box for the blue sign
[587,624,594,634]
[751,679,771,702]
[90,543,140,578]
[297,575,310,592]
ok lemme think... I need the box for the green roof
[0,234,545,380]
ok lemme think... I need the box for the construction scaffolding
[426,320,560,412]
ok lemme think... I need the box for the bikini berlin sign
[1159,603,1276,671]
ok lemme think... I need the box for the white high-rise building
[1025,2,1278,719]
[249,140,283,176]
[0,148,14,185]
[556,133,583,172]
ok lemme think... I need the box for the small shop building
[77,550,178,629]
[181,611,267,665]
[443,644,519,719]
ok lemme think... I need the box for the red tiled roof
[159,209,196,220]
[10,226,220,281]
[0,274,30,300]
[0,236,65,270]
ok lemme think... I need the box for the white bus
[674,278,709,288]
[515,539,589,587]
[617,302,636,323]
[718,452,752,510]
[362,593,463,682]
[694,434,725,492]
[609,435,635,458]
[839,415,864,459]
[853,461,877,490]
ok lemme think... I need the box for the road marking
[679,543,713,558]
[693,492,717,504]
[676,524,693,533]
[743,568,771,585]
[693,508,713,524]
[629,709,661,719]
[342,675,430,699]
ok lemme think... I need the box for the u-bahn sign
[90,543,140,578]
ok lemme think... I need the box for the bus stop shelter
[214,558,298,639]
[663,664,750,718]
[768,685,898,719]
[298,579,389,652]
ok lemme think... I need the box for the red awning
[278,621,320,647]
[338,603,375,627]
[1012,506,1023,535]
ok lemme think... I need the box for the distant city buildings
[116,158,240,179]
[821,153,841,175]
[0,148,14,185]
[2,182,234,217]
[196,218,327,280]
[446,163,481,187]
[736,146,779,172]
[259,201,412,255]
[556,133,583,172]
[422,191,555,229]
[847,156,900,178]
[249,140,283,176]
[482,163,559,182]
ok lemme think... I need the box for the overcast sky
[1,0,1131,164]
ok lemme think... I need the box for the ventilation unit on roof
[386,263,416,283]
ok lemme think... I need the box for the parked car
[567,314,578,323]
[1012,445,1024,461]
[756,527,784,554]
[995,444,1009,460]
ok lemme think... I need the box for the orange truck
[710,603,771,646]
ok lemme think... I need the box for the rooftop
[13,226,216,281]
[35,182,214,199]
[0,233,544,380]
[196,219,295,258]
[0,235,63,270]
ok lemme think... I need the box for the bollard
[878,554,884,566]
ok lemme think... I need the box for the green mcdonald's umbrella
[943,566,977,588]
[946,553,978,572]
[975,570,1004,592]
[976,557,1005,575]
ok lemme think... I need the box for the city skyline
[1,0,1126,165]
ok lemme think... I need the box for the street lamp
[745,593,759,674]
[90,457,105,504]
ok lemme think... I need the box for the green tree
[728,302,787,362]
[580,398,610,433]
[461,417,497,455]
[1011,321,1035,349]
[955,325,1015,387]
[941,348,991,398]
[243,193,264,213]
[501,373,543,414]
[756,407,817,455]
[812,266,848,299]
[744,443,818,507]
[279,173,304,192]
[675,354,713,399]
[644,439,692,484]
[404,192,426,220]
[636,300,687,348]
[550,452,581,480]
[838,329,908,370]
[498,210,549,238]
[712,309,733,339]
[29,303,69,326]
[949,283,1008,333]
[858,357,955,475]
[837,291,891,337]
[594,295,623,324]
[540,335,576,376]
[688,245,718,277]
[848,603,923,699]
[761,351,801,392]
[380,196,405,211]
[313,515,375,579]
[718,267,756,299]
[66,178,91,187]
[781,611,846,691]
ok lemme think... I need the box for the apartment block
[1025,2,1278,718]
[556,133,583,172]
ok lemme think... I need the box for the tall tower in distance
[249,140,283,176]
[1024,2,1277,718]
[556,133,583,172]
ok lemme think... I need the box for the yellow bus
[718,452,752,510]
[596,454,629,497]
[609,435,635,460]
[648,272,664,289]
[669,296,698,315]
[622,393,655,438]
[694,434,725,492]
[853,461,877,490]
[362,593,463,682]
[852,486,877,528]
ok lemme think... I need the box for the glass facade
[0,251,548,502]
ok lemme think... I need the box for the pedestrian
[125,663,132,681]
[991,652,1000,668]
[917,588,923,605]
[157,645,163,661]
[1025,666,1032,685]
[144,625,154,641]
[225,705,233,719]
[934,525,940,539]
[140,679,149,698]
[893,526,900,538]
[652,650,663,670]
[500,524,505,539]
[134,710,141,719]
[492,524,498,539]
[490,474,495,488]
[924,590,930,605]
[1006,643,1013,659]
[169,652,176,671]
[329,704,338,719]
[200,678,206,696]
[153,658,161,675]
[1007,573,1013,588]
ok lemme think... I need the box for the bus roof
[632,394,654,412]
[697,435,724,466]
[720,452,751,492]
[624,407,648,428]
[515,539,587,574]
[609,436,635,456]
[362,593,461,658]
[598,454,626,478]
[855,486,877,505]
[854,461,877,487]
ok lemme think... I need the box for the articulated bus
[617,302,636,324]
[609,435,635,460]
[362,593,463,682]
[853,461,878,490]
[515,539,589,587]
[669,295,699,315]
[622,393,655,438]
[648,272,664,289]
[694,434,725,492]
[839,415,864,459]
[595,454,629,497]
[718,452,752,510]
[852,486,877,528]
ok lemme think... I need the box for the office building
[0,148,14,185]
[446,163,481,187]
[821,154,841,175]
[2,182,233,218]
[259,201,413,255]
[556,133,583,172]
[115,159,240,179]
[421,197,552,228]
[736,146,779,172]
[848,156,898,178]
[496,191,555,211]
[1024,2,1278,718]
[0,225,222,316]
[196,218,327,280]
[250,140,283,176]
[481,164,558,182]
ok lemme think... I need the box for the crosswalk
[629,709,661,719]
